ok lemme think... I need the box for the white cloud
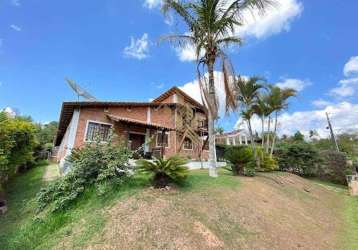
[330,77,358,98]
[312,99,332,108]
[236,102,358,138]
[152,82,165,89]
[169,0,303,62]
[11,0,21,6]
[123,33,150,60]
[179,71,239,117]
[235,0,303,39]
[329,57,358,98]
[275,78,311,92]
[10,24,21,32]
[175,44,197,62]
[143,0,162,9]
[343,56,358,77]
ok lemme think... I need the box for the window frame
[156,131,170,148]
[84,120,113,143]
[183,137,193,150]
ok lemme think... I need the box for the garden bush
[37,139,131,212]
[316,150,350,184]
[257,147,279,172]
[136,156,189,188]
[0,117,37,199]
[224,146,257,176]
[275,142,321,177]
[224,145,278,176]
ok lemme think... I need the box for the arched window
[183,137,193,150]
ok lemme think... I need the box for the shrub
[224,146,255,176]
[37,139,131,212]
[257,147,279,172]
[275,142,321,177]
[136,156,189,188]
[317,150,350,184]
[0,117,36,185]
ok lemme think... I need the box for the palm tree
[215,126,225,135]
[236,76,265,165]
[252,95,270,147]
[266,85,296,157]
[162,0,273,177]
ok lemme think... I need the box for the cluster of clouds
[125,0,303,61]
[167,0,303,62]
[330,56,358,98]
[177,67,358,138]
[123,33,150,60]
[126,1,358,138]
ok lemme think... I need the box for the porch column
[144,129,150,153]
[245,136,248,145]
[239,135,243,145]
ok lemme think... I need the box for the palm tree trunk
[207,61,218,177]
[265,116,271,153]
[247,119,257,162]
[270,111,278,157]
[260,116,265,165]
[261,116,265,147]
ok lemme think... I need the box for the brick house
[54,87,209,171]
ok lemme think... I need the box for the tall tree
[252,94,270,147]
[266,85,296,156]
[162,0,273,177]
[236,76,265,166]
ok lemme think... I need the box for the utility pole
[325,112,340,152]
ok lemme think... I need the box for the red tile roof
[106,114,175,131]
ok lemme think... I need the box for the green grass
[0,166,151,250]
[2,166,357,249]
[182,168,241,191]
[311,179,358,249]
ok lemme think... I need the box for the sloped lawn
[1,166,357,249]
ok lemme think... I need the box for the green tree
[215,126,224,135]
[162,0,273,177]
[236,76,265,167]
[0,117,37,203]
[292,131,305,142]
[266,85,296,156]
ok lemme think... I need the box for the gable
[152,86,205,111]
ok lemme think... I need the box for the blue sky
[1,0,358,137]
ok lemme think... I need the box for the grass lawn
[313,180,358,250]
[0,165,357,249]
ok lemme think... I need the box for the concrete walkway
[43,164,60,181]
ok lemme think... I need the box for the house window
[156,131,169,147]
[85,121,111,142]
[183,137,193,150]
[198,120,205,128]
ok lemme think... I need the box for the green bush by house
[37,138,131,212]
[136,156,189,188]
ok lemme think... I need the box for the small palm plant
[136,156,189,188]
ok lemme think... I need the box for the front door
[129,133,145,150]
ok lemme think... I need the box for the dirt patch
[193,221,224,248]
[67,172,344,250]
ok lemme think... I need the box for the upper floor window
[156,131,169,147]
[85,121,111,142]
[183,137,193,150]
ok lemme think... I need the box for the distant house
[54,87,209,172]
[215,129,249,146]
